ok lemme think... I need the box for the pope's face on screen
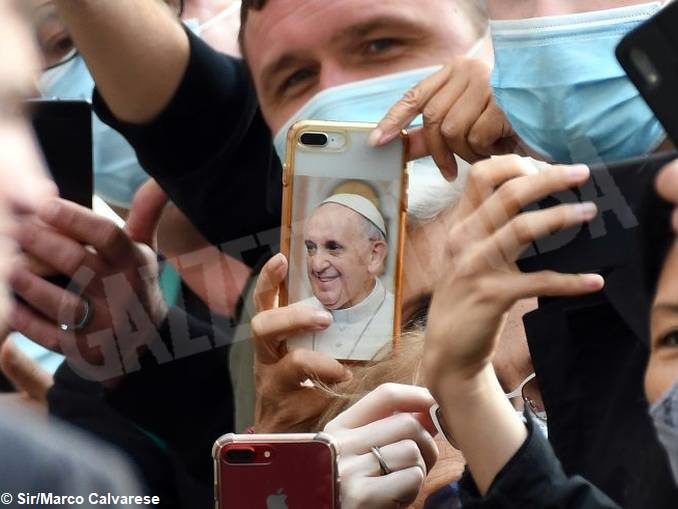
[304,204,387,310]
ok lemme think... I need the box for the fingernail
[575,202,597,220]
[271,253,285,270]
[313,310,333,327]
[368,128,383,147]
[567,164,590,181]
[343,367,353,381]
[583,274,604,290]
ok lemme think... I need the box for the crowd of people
[1,0,677,507]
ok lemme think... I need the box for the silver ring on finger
[59,296,93,332]
[370,446,392,476]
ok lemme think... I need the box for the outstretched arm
[54,0,189,123]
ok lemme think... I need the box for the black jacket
[520,153,678,508]
[460,414,621,508]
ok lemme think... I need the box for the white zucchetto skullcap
[321,194,387,239]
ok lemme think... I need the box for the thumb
[280,349,353,389]
[406,126,458,180]
[0,339,53,402]
[125,179,169,247]
[253,253,288,312]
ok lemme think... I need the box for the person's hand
[657,158,678,232]
[7,197,168,382]
[420,156,605,493]
[0,338,53,413]
[252,254,352,432]
[324,383,438,509]
[369,58,519,180]
[423,155,605,395]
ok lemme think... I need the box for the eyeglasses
[505,372,547,422]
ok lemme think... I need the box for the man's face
[0,0,56,321]
[646,243,678,405]
[304,204,384,310]
[244,0,477,134]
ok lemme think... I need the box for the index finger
[369,66,452,147]
[37,198,134,266]
[327,383,436,431]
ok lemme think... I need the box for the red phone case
[213,433,338,509]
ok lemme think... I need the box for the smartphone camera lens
[225,448,256,464]
[300,132,329,147]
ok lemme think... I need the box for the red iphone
[212,433,339,509]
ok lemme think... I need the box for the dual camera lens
[299,132,329,147]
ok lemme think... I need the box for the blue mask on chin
[39,55,149,209]
[650,380,678,487]
[490,2,665,165]
[272,66,442,161]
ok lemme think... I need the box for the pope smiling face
[304,202,388,310]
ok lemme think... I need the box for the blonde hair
[313,328,426,431]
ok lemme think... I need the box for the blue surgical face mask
[650,380,678,486]
[272,66,442,161]
[272,66,480,219]
[490,2,665,165]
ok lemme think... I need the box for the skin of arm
[434,365,528,494]
[53,0,190,123]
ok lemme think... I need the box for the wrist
[425,355,492,405]
[434,366,528,494]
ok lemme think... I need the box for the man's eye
[658,330,678,348]
[44,36,75,66]
[365,38,401,55]
[305,242,316,254]
[326,242,342,252]
[280,68,316,94]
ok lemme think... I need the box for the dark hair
[239,0,268,50]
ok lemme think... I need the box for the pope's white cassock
[291,278,395,361]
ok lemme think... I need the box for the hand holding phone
[280,121,407,362]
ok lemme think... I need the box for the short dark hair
[239,0,268,52]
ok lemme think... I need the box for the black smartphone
[616,1,678,145]
[518,152,675,276]
[28,99,93,288]
[29,99,93,208]
[517,151,676,341]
